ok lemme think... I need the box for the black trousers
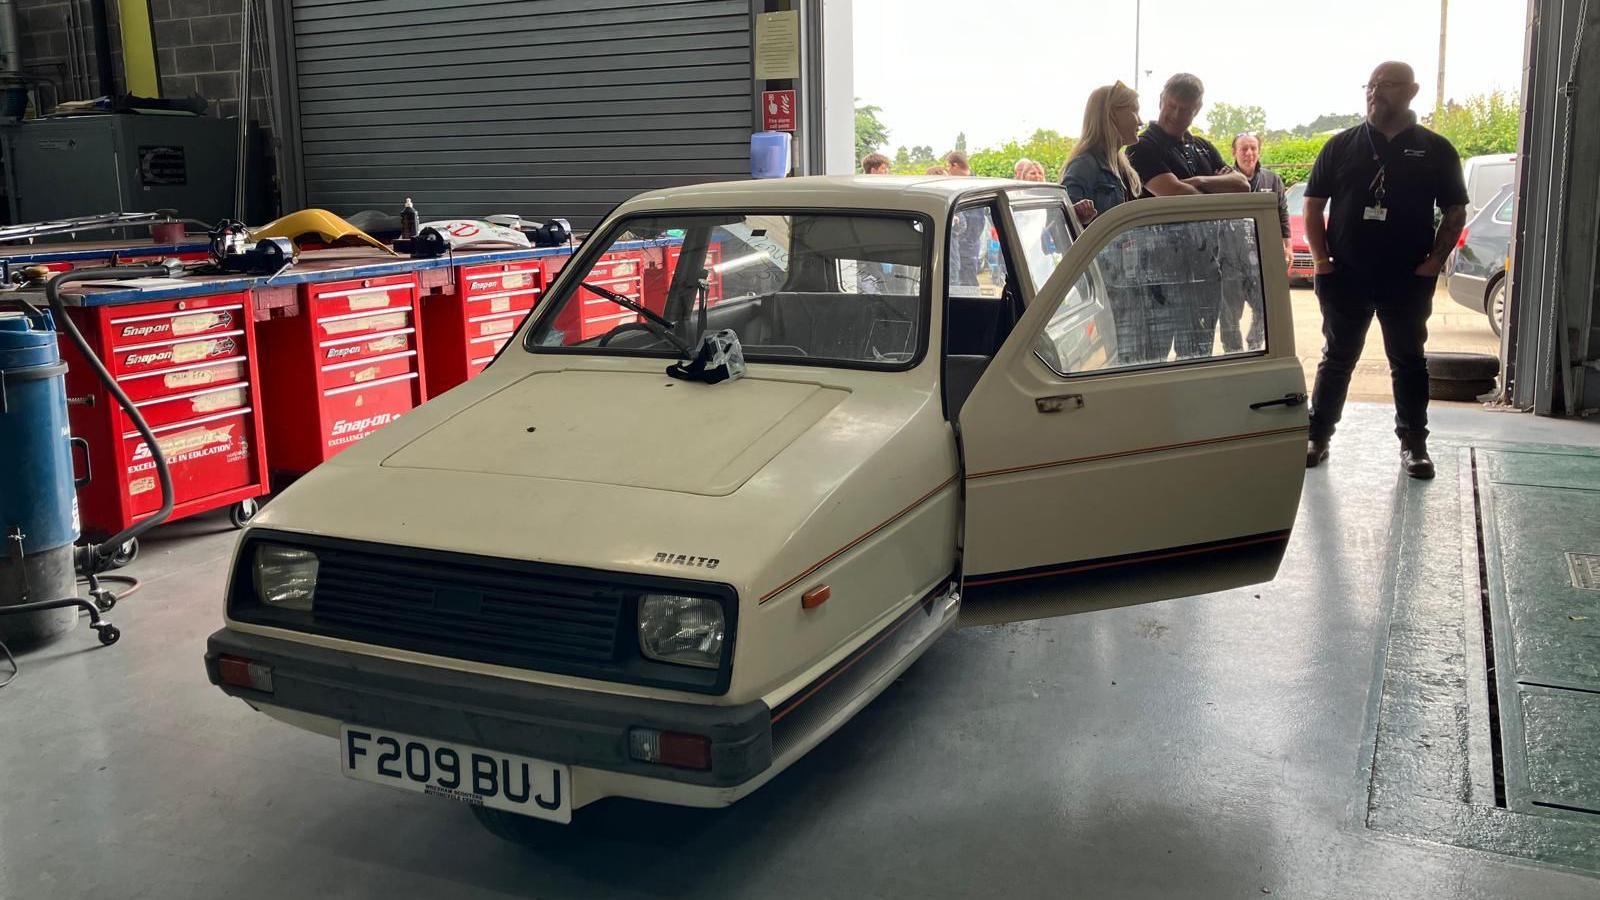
[1308,270,1435,442]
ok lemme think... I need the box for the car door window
[1011,205,1071,295]
[948,204,1011,300]
[1034,217,1267,376]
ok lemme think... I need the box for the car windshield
[525,211,930,369]
[1285,181,1307,210]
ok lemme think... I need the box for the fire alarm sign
[762,90,796,132]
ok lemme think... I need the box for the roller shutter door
[288,0,754,228]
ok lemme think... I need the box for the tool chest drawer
[315,307,414,343]
[119,382,251,431]
[107,301,245,347]
[117,357,251,403]
[121,409,261,518]
[320,350,418,390]
[304,274,418,317]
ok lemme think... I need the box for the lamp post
[1134,0,1142,92]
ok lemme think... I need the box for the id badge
[1363,205,1388,222]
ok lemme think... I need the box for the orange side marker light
[802,585,831,609]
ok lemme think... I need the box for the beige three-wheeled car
[206,176,1308,841]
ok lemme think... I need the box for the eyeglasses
[1362,81,1409,92]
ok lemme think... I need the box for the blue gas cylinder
[0,309,80,644]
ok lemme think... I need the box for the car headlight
[638,594,725,668]
[253,544,319,611]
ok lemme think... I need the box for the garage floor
[3,403,1598,899]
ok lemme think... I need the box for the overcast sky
[852,0,1528,152]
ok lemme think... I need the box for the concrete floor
[3,404,1598,899]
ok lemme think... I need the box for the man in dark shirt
[1127,73,1250,360]
[1304,61,1469,479]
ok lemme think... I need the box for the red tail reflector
[217,654,274,693]
[1456,227,1469,250]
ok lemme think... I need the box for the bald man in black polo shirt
[1303,61,1469,479]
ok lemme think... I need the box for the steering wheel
[582,281,692,356]
[597,322,675,348]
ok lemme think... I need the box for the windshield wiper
[581,281,693,357]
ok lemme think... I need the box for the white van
[1461,153,1517,218]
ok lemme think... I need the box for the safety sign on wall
[762,90,796,132]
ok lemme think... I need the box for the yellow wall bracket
[117,0,160,97]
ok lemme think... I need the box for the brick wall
[153,0,271,123]
[13,0,270,123]
[15,0,127,103]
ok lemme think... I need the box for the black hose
[44,267,176,572]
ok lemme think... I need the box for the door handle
[1250,392,1307,410]
[1035,394,1084,413]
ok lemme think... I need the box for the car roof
[608,175,1060,220]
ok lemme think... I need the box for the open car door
[957,192,1307,626]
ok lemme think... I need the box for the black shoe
[1306,439,1329,468]
[1401,437,1435,480]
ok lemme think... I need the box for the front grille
[1292,252,1314,267]
[231,531,738,694]
[312,549,625,667]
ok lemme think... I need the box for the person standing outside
[1126,74,1249,198]
[861,153,891,175]
[944,151,984,286]
[1231,132,1291,263]
[1126,73,1249,360]
[1013,158,1047,181]
[1217,132,1290,352]
[1063,81,1143,216]
[1303,61,1468,479]
[1064,80,1151,362]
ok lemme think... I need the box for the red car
[1285,181,1321,284]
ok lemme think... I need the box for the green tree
[855,101,889,166]
[1261,135,1332,187]
[955,131,968,153]
[1204,102,1267,142]
[893,146,910,167]
[1294,113,1362,137]
[908,145,936,166]
[1428,91,1520,158]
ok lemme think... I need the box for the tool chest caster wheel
[94,624,121,645]
[108,539,138,569]
[230,499,260,529]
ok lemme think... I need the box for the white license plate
[338,725,571,823]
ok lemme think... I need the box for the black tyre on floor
[1426,350,1500,381]
[470,804,563,846]
[1428,377,1498,402]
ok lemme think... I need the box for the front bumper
[205,628,773,790]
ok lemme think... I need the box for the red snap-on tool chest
[643,243,723,314]
[543,250,650,343]
[61,292,270,540]
[421,257,543,397]
[256,273,428,476]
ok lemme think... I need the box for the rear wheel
[470,804,563,846]
[1487,276,1506,337]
